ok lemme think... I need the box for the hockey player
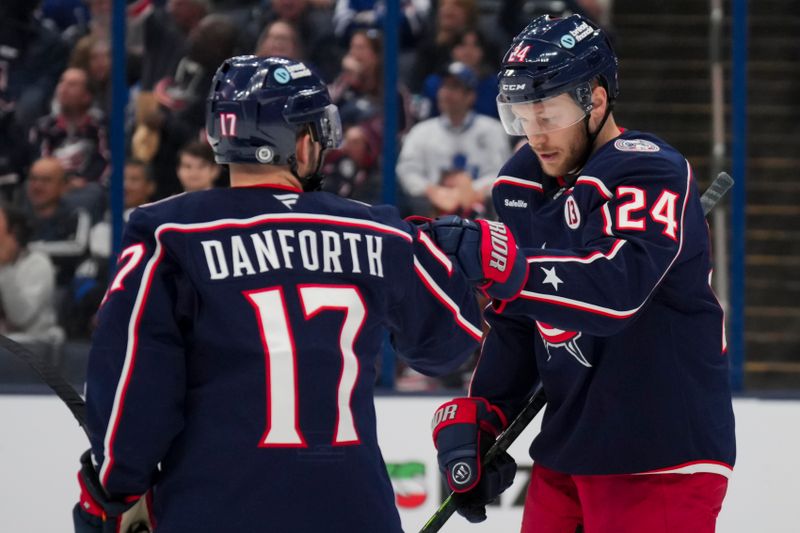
[426,15,735,532]
[71,56,504,533]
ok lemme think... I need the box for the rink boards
[1,395,796,532]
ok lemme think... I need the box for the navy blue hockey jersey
[472,130,736,476]
[85,184,481,532]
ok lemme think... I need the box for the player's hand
[426,215,527,300]
[431,397,517,523]
[73,449,150,533]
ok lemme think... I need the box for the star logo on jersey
[541,266,563,291]
[274,193,299,209]
[536,321,592,367]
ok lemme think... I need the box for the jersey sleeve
[468,305,541,420]
[503,159,696,337]
[384,220,483,376]
[85,208,187,498]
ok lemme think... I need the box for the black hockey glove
[73,449,152,533]
[425,215,527,300]
[431,397,517,523]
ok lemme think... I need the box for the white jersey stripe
[575,175,613,199]
[153,213,414,242]
[413,257,482,340]
[100,241,165,486]
[634,461,733,479]
[527,239,626,264]
[493,175,544,192]
[417,230,453,274]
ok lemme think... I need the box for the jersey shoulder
[493,143,545,190]
[586,130,690,188]
[307,192,412,237]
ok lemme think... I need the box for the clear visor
[318,104,343,149]
[497,94,587,136]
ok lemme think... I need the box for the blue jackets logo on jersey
[536,322,591,367]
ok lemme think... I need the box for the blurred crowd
[0,0,610,389]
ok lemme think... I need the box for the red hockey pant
[521,464,728,533]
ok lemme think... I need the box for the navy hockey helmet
[496,15,618,136]
[206,56,343,166]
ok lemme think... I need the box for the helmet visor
[497,93,587,136]
[318,104,343,150]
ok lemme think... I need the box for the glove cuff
[476,220,528,300]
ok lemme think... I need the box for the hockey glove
[431,397,517,523]
[426,215,527,300]
[73,449,152,533]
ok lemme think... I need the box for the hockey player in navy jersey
[71,56,493,533]
[427,15,735,532]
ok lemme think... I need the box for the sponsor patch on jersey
[614,138,661,153]
[504,198,528,208]
[564,195,581,229]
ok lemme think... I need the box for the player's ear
[295,130,312,167]
[589,84,609,130]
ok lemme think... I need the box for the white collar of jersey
[439,111,476,133]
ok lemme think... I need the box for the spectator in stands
[0,201,64,353]
[332,0,430,50]
[258,0,342,81]
[64,159,156,339]
[123,159,157,214]
[0,1,68,199]
[330,29,412,135]
[0,1,69,131]
[255,20,303,59]
[408,0,478,92]
[134,0,210,91]
[22,157,90,287]
[321,123,382,204]
[69,34,113,118]
[135,13,238,199]
[418,28,500,119]
[497,0,613,46]
[28,67,109,220]
[177,141,220,193]
[396,62,510,217]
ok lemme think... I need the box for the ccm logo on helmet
[502,84,526,91]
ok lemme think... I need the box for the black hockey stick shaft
[0,334,89,437]
[418,172,735,533]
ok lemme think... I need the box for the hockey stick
[0,334,88,437]
[418,172,735,533]
[0,333,156,532]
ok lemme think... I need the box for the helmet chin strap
[574,102,613,174]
